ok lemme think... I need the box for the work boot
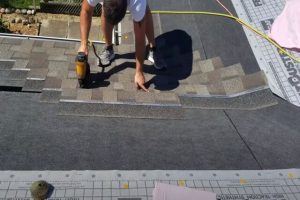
[99,45,115,66]
[147,47,167,70]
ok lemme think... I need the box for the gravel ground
[0,12,100,36]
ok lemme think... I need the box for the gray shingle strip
[135,91,156,104]
[40,90,61,103]
[219,63,245,80]
[65,49,78,56]
[117,90,136,103]
[207,82,227,96]
[0,37,275,111]
[47,61,69,78]
[77,88,92,101]
[0,79,25,88]
[0,60,28,88]
[192,50,202,61]
[26,52,49,69]
[42,41,55,48]
[11,52,30,59]
[180,88,277,110]
[113,82,125,90]
[13,59,29,69]
[31,46,47,53]
[0,51,14,59]
[241,71,268,90]
[1,38,23,45]
[0,70,11,79]
[58,84,181,106]
[117,73,132,83]
[154,92,180,104]
[58,101,184,119]
[27,59,49,69]
[47,48,66,56]
[20,40,34,53]
[44,77,62,89]
[0,44,12,51]
[8,70,29,80]
[183,62,245,85]
[67,71,77,79]
[0,60,15,70]
[10,45,22,52]
[33,40,44,47]
[198,57,224,73]
[103,89,118,103]
[48,55,69,62]
[22,80,45,92]
[54,41,76,49]
[27,68,48,80]
[62,88,77,99]
[91,88,103,101]
[177,71,268,97]
[223,77,245,96]
[61,79,78,89]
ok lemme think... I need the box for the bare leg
[101,6,114,47]
[78,0,94,55]
[145,6,156,48]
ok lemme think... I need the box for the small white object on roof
[152,183,216,200]
[21,9,27,14]
[5,8,11,14]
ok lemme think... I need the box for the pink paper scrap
[269,0,300,49]
[152,182,216,200]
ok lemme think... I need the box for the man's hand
[135,72,149,92]
[78,44,89,55]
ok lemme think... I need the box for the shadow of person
[78,63,110,89]
[83,60,151,89]
[82,29,193,91]
[83,72,110,89]
[145,29,193,91]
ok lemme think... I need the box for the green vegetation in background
[0,19,10,33]
[42,0,82,3]
[0,0,82,8]
[0,0,39,9]
[49,0,82,2]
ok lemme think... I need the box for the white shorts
[87,0,147,22]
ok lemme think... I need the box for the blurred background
[0,0,103,41]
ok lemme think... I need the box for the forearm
[80,2,93,47]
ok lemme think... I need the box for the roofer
[78,0,166,92]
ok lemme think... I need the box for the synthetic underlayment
[232,0,300,107]
[0,169,300,200]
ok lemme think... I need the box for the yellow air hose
[90,9,300,63]
[136,10,300,63]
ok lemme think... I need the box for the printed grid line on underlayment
[0,170,300,200]
[232,0,300,107]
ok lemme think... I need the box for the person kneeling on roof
[78,0,166,92]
